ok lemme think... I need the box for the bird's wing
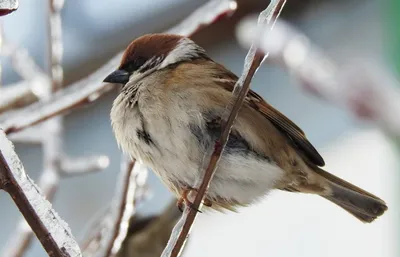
[212,62,325,167]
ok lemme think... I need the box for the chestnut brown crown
[103,33,207,85]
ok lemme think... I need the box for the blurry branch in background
[0,0,18,16]
[0,130,82,257]
[117,201,182,257]
[85,158,148,257]
[0,0,237,135]
[81,1,238,256]
[161,1,286,257]
[1,1,108,256]
[237,19,400,138]
[0,41,49,113]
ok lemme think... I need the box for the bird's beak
[103,69,130,85]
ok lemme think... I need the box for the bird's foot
[176,186,212,213]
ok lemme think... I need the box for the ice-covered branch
[0,79,44,114]
[161,1,286,257]
[80,159,148,257]
[1,1,111,256]
[7,125,44,144]
[0,35,49,114]
[60,155,110,176]
[0,130,82,257]
[95,158,148,257]
[0,0,237,135]
[0,0,18,16]
[236,19,400,137]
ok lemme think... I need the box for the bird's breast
[110,88,285,207]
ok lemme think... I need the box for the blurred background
[0,0,398,256]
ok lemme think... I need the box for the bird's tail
[315,167,388,223]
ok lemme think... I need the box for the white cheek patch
[126,72,143,86]
[159,38,205,69]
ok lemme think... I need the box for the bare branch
[80,158,148,257]
[59,155,110,176]
[166,0,237,35]
[7,125,44,144]
[1,1,110,255]
[0,0,18,16]
[0,0,237,135]
[10,46,47,81]
[0,221,33,257]
[117,201,182,257]
[0,130,82,257]
[0,42,49,113]
[0,79,44,114]
[98,158,148,257]
[236,19,400,137]
[161,1,286,257]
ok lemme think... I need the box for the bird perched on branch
[104,33,387,223]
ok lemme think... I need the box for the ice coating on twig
[1,1,109,255]
[96,157,148,257]
[166,0,237,36]
[0,130,82,256]
[236,19,400,137]
[0,0,18,16]
[60,155,110,175]
[161,1,286,257]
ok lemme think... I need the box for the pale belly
[112,110,284,208]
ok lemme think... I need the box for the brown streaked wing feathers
[211,61,325,167]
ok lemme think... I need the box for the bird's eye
[122,56,147,72]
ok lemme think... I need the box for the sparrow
[104,33,388,223]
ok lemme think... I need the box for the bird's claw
[176,186,212,213]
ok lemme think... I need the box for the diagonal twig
[0,129,82,257]
[236,18,400,138]
[1,1,109,256]
[161,1,286,257]
[98,158,148,257]
[0,0,18,16]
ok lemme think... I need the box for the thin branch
[59,155,110,176]
[7,125,44,144]
[0,0,237,135]
[99,158,148,257]
[10,46,47,81]
[236,19,400,137]
[1,1,109,255]
[0,40,49,114]
[0,0,18,16]
[0,79,45,114]
[80,159,149,257]
[3,2,67,255]
[117,201,182,257]
[0,130,82,257]
[161,1,286,257]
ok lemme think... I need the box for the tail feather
[316,167,388,223]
